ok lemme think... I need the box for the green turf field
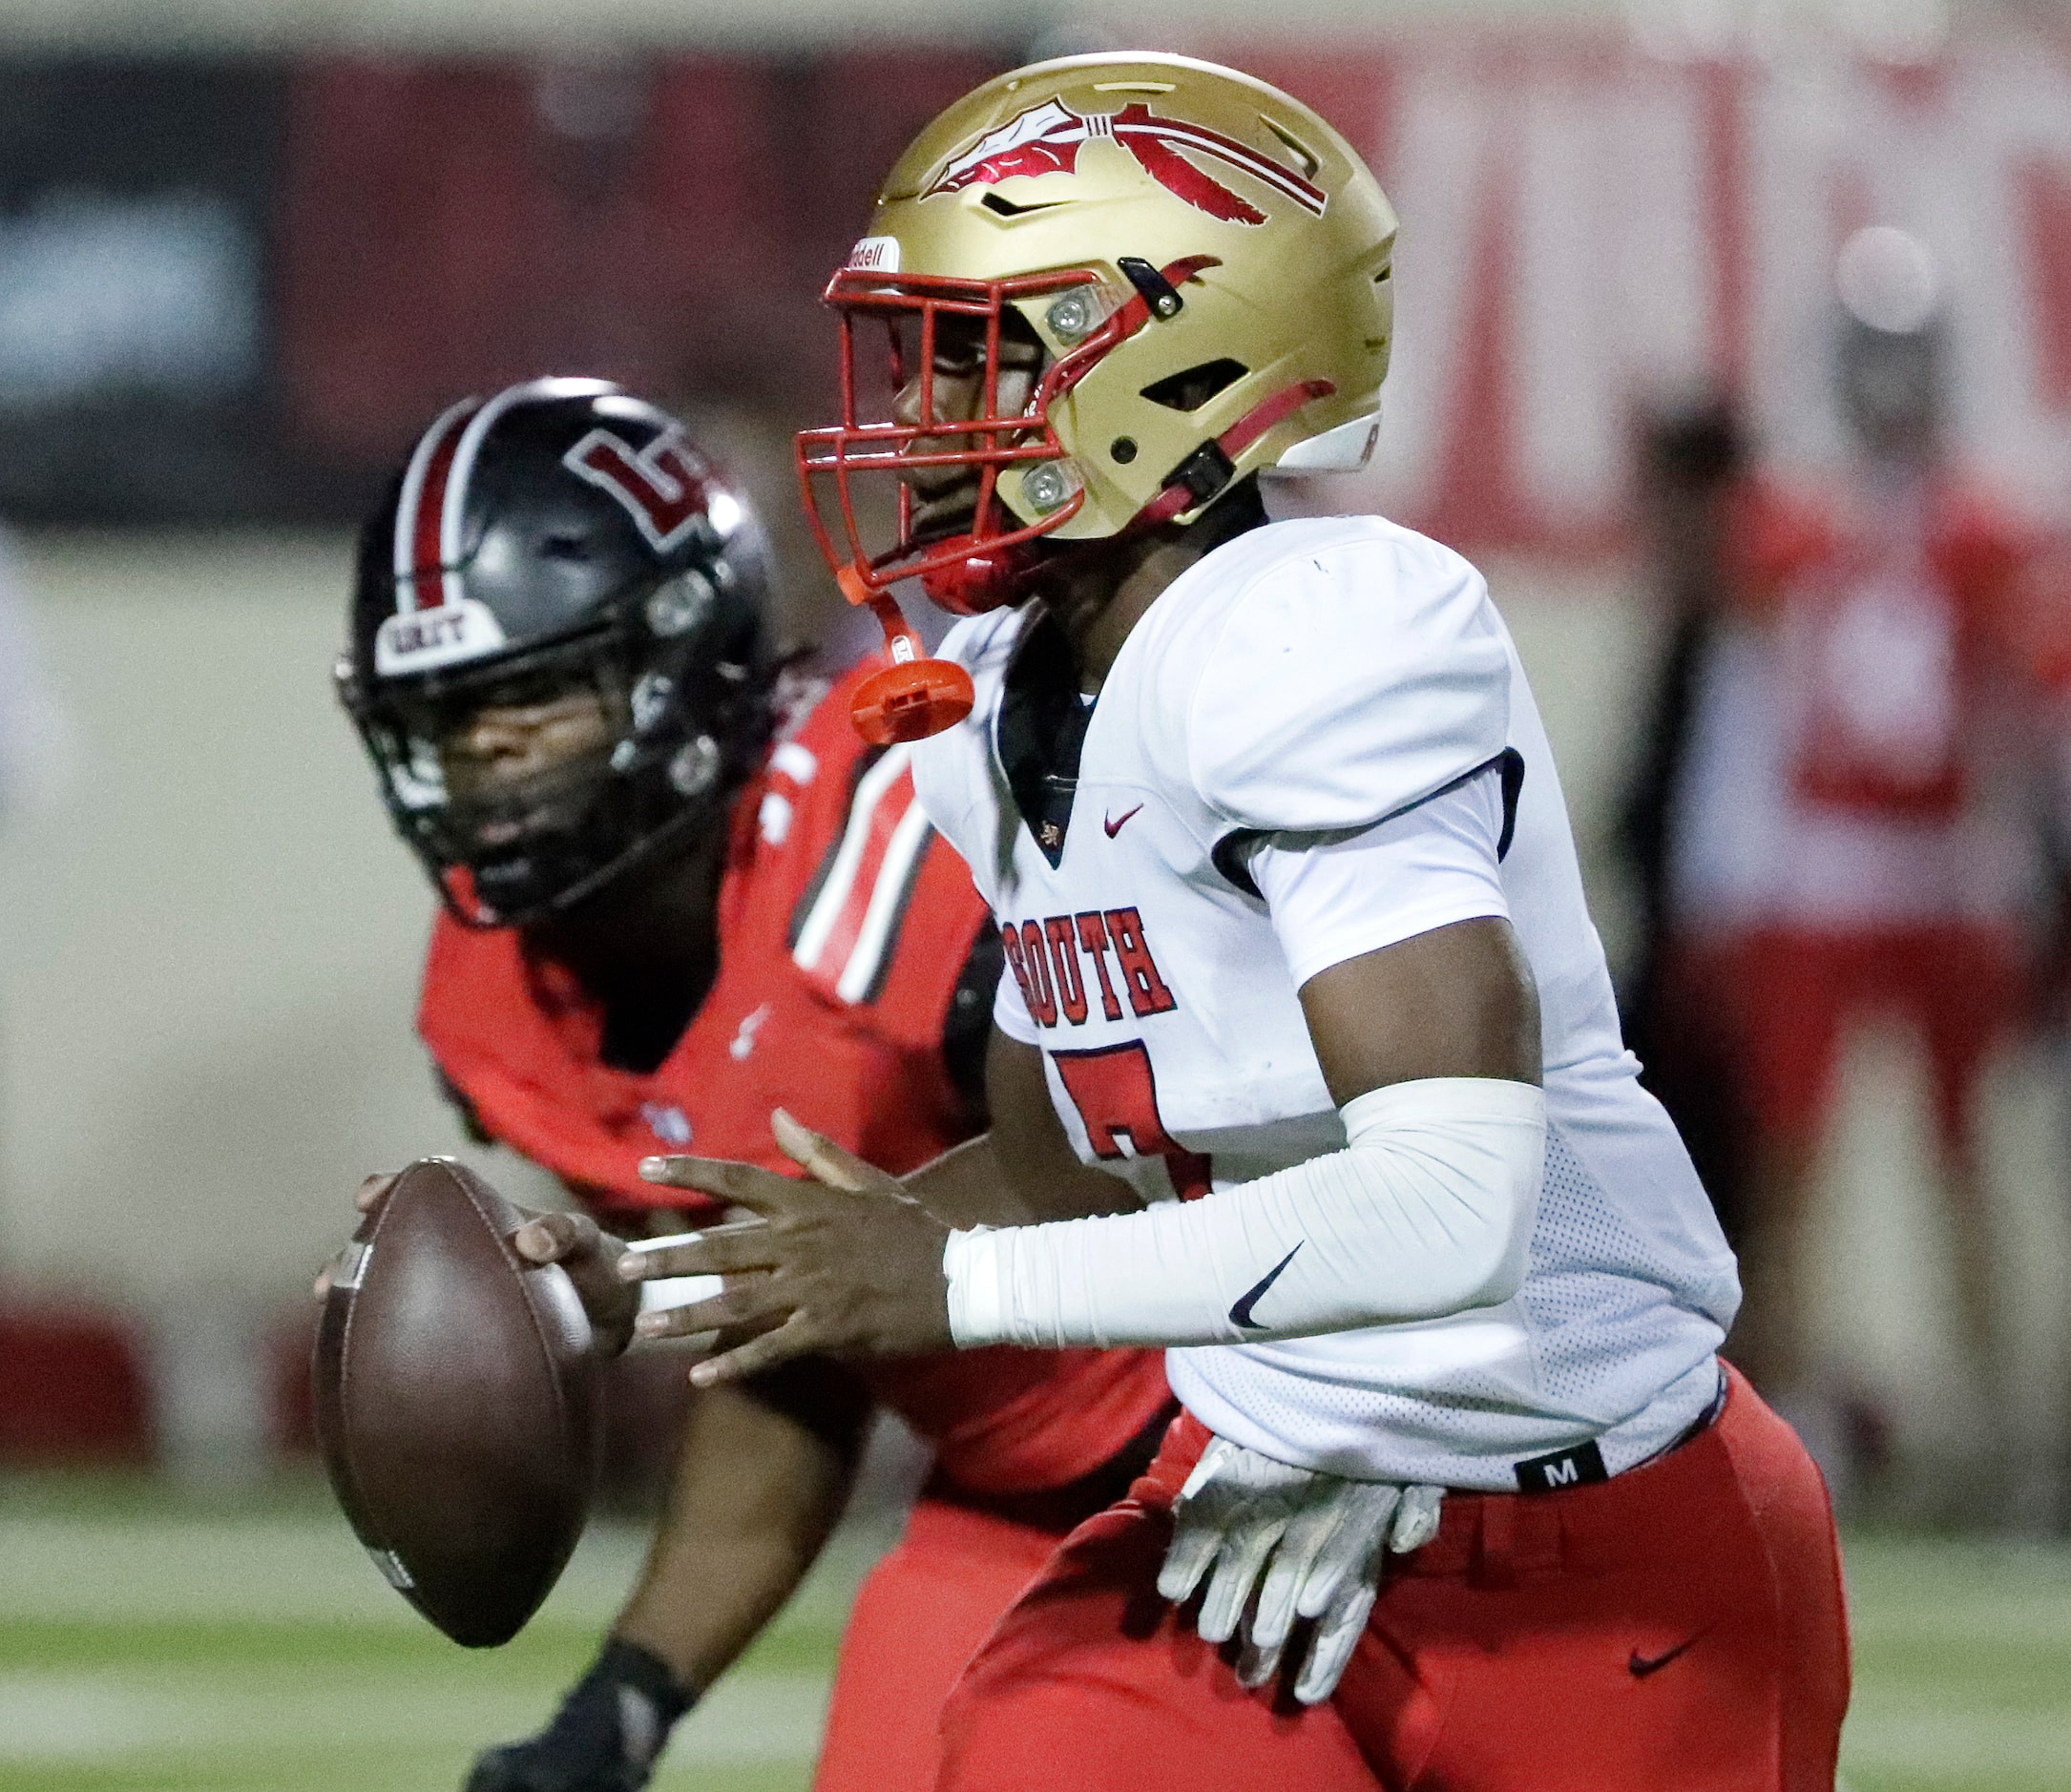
[3,1476,2068,1791]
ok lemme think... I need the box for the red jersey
[418,657,1171,1494]
[1726,473,2032,821]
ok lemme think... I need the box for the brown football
[311,1157,603,1646]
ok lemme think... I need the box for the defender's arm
[611,1364,869,1692]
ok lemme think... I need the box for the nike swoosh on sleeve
[1628,1635,1705,1678]
[1228,1241,1304,1330]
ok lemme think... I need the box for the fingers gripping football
[312,1173,404,1301]
[624,1109,953,1385]
[510,1209,638,1358]
[1156,1436,1443,1704]
[315,1172,637,1357]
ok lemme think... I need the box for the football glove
[1157,1436,1443,1704]
[465,1638,692,1792]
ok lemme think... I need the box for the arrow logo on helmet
[564,427,714,553]
[928,98,1328,227]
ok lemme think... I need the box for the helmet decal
[847,235,901,273]
[927,98,1327,227]
[441,376,617,570]
[563,427,716,553]
[371,596,508,677]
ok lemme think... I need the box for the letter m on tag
[1514,1439,1608,1493]
[563,427,711,552]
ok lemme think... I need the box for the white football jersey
[912,515,1738,1489]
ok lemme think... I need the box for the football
[311,1157,603,1647]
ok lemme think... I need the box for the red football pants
[814,1490,1372,1791]
[938,1366,1850,1792]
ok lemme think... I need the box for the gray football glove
[1157,1436,1442,1704]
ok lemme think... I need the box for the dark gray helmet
[340,379,777,926]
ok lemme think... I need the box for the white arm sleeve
[945,1077,1544,1349]
[1248,766,1511,990]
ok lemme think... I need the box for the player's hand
[311,1172,406,1301]
[510,1208,638,1358]
[313,1172,637,1357]
[1157,1435,1443,1704]
[623,1109,952,1386]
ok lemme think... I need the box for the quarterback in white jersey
[920,511,1739,1490]
[627,52,1849,1792]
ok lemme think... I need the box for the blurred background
[5,1,2071,1788]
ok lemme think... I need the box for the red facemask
[795,256,1221,743]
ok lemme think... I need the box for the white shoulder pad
[1175,520,1511,835]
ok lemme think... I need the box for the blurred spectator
[1665,229,2042,1497]
[1618,399,1756,1255]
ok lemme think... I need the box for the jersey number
[1050,1042,1211,1202]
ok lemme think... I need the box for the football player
[625,55,1852,1789]
[332,378,1373,1791]
[1666,231,2039,1484]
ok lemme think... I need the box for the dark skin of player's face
[439,691,617,809]
[889,312,1043,544]
[610,332,1544,1386]
[441,693,726,1073]
[887,308,1262,689]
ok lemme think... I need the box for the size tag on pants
[1514,1438,1608,1493]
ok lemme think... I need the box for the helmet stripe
[1111,111,1328,217]
[392,396,481,614]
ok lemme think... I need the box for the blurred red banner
[278,33,2071,552]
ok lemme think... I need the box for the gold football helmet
[796,52,1399,741]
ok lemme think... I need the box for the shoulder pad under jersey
[1130,516,1512,837]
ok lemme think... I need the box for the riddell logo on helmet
[927,97,1328,226]
[847,235,902,273]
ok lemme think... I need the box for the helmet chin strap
[1132,377,1338,531]
[846,585,979,747]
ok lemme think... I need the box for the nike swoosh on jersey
[1627,1635,1704,1678]
[1228,1241,1304,1330]
[1102,804,1143,838]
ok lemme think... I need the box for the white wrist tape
[944,1077,1544,1349]
[622,1232,722,1352]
